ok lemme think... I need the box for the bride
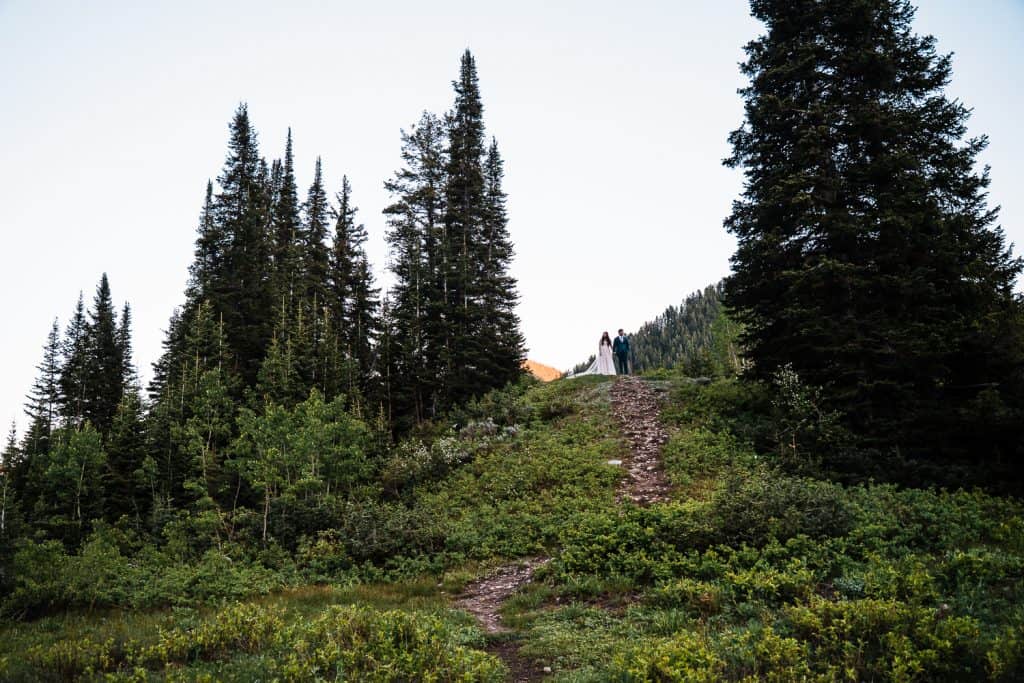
[567,331,617,377]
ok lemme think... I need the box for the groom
[613,329,630,375]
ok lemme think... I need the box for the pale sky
[2,1,1022,435]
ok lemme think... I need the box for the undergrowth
[4,375,1022,680]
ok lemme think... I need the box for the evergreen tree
[1,423,18,537]
[117,302,136,387]
[82,273,125,435]
[348,254,380,397]
[477,138,525,388]
[443,50,489,407]
[724,0,1024,474]
[302,157,332,307]
[187,181,219,302]
[105,383,146,525]
[271,128,302,308]
[384,112,448,423]
[23,319,62,457]
[59,293,89,428]
[211,103,275,385]
[328,175,379,397]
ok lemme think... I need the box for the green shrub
[711,469,853,546]
[24,602,505,681]
[783,596,986,681]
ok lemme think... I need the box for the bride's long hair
[600,331,612,347]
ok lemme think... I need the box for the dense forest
[0,49,524,571]
[2,1,1024,679]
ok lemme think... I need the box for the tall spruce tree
[59,293,89,428]
[82,273,125,435]
[443,50,489,407]
[188,182,219,302]
[1,423,21,538]
[384,112,448,423]
[23,319,62,457]
[105,383,146,525]
[301,157,332,307]
[117,302,136,386]
[329,175,379,398]
[724,0,1024,476]
[211,104,275,385]
[477,138,525,388]
[272,128,302,308]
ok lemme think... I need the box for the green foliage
[3,527,287,618]
[517,378,1024,681]
[624,282,743,377]
[17,602,504,681]
[232,390,373,542]
[724,0,1024,480]
[6,345,1023,682]
[37,425,107,543]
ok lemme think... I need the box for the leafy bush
[3,531,290,617]
[23,602,505,681]
[710,468,853,546]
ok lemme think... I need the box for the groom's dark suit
[613,334,630,375]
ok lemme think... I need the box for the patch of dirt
[455,558,550,680]
[486,638,546,682]
[610,376,672,505]
[455,558,549,634]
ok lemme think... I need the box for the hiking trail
[610,375,672,504]
[455,376,671,680]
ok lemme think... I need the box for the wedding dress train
[567,341,616,377]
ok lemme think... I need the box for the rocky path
[455,376,671,680]
[454,557,549,634]
[454,558,549,681]
[610,376,672,505]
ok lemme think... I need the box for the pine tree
[59,293,89,428]
[724,0,1024,473]
[443,50,488,407]
[105,383,146,525]
[271,128,302,308]
[1,423,20,537]
[82,273,125,435]
[348,254,380,397]
[384,112,448,423]
[187,181,219,302]
[117,302,136,387]
[477,138,525,388]
[328,175,379,397]
[212,103,275,385]
[23,319,62,457]
[302,157,332,307]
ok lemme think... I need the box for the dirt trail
[455,557,549,634]
[610,375,672,504]
[454,558,549,681]
[455,376,671,680]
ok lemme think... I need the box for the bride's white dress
[567,341,616,377]
[596,342,615,375]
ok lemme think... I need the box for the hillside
[5,373,1022,681]
[524,360,563,382]
[570,282,743,378]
